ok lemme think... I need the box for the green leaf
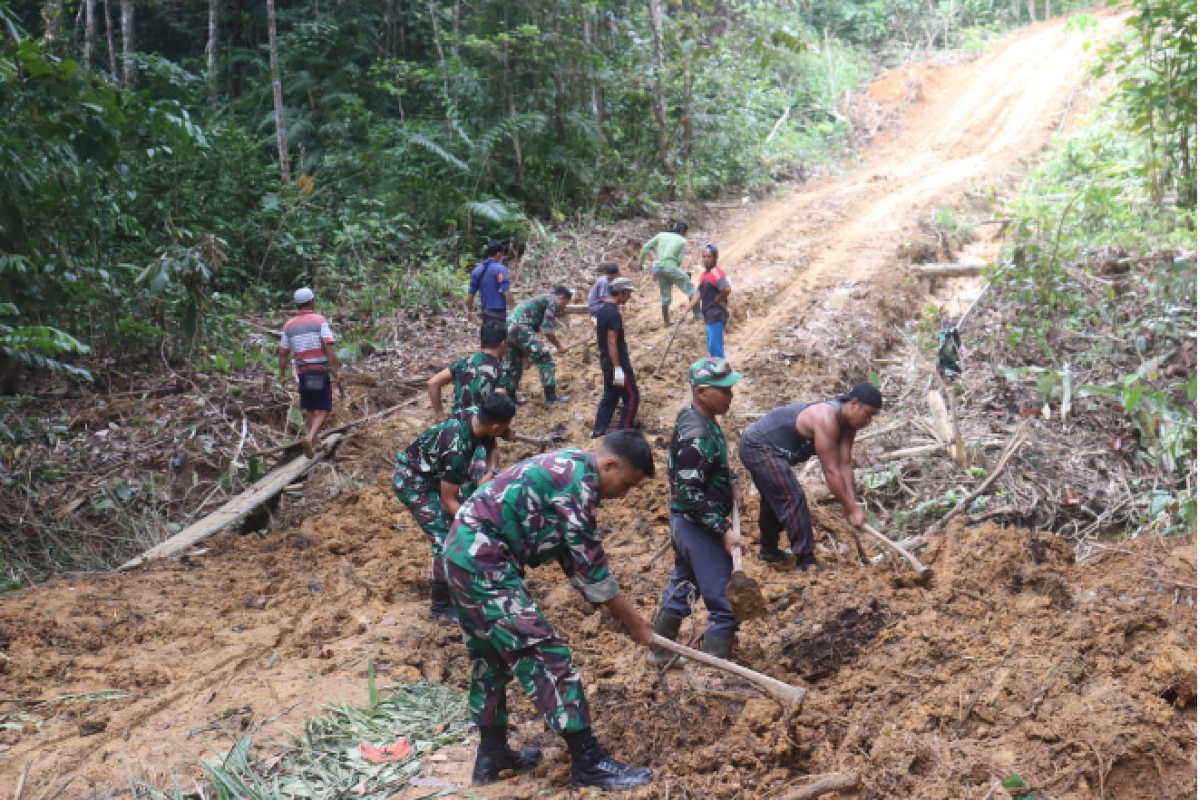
[1002,774,1029,790]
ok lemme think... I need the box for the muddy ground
[1,13,1195,800]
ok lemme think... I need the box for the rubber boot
[647,614,684,667]
[471,724,543,786]
[429,580,457,623]
[565,729,653,790]
[662,303,673,328]
[757,547,790,564]
[701,634,735,660]
[543,385,570,405]
[796,552,825,573]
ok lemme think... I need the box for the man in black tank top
[738,383,882,571]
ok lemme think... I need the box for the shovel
[726,505,768,621]
[860,523,933,584]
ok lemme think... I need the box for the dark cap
[838,382,883,409]
[602,263,620,275]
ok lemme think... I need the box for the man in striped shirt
[278,287,343,457]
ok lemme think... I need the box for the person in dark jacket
[591,277,639,438]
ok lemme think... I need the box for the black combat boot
[701,634,735,660]
[647,614,684,667]
[429,580,457,623]
[471,724,543,785]
[564,729,653,790]
[543,385,570,404]
[796,552,825,572]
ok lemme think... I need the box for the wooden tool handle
[652,635,805,710]
[729,504,744,570]
[861,523,932,577]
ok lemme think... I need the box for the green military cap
[688,357,741,387]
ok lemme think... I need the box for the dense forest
[1,0,1133,383]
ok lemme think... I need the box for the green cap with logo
[688,357,742,387]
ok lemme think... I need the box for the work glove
[613,367,626,388]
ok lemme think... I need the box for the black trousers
[737,436,815,557]
[592,360,639,437]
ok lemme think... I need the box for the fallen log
[772,771,860,800]
[910,263,985,277]
[119,433,343,570]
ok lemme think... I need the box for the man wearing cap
[591,277,640,438]
[506,286,573,405]
[278,287,342,458]
[466,241,514,332]
[639,222,699,328]
[650,357,744,662]
[738,383,883,571]
[587,263,621,319]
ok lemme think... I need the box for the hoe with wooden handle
[861,523,933,583]
[651,635,806,712]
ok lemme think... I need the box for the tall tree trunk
[646,0,673,174]
[1044,0,1051,21]
[43,0,63,49]
[120,0,134,89]
[583,8,606,144]
[427,1,455,130]
[266,0,291,184]
[103,0,118,78]
[84,0,96,71]
[206,0,218,106]
[1027,0,1036,23]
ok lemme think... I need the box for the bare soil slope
[2,14,1194,800]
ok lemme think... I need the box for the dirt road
[2,14,1194,800]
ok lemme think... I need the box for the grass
[129,678,472,800]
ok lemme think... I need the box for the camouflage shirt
[443,449,619,603]
[393,410,494,494]
[668,404,738,534]
[509,295,561,335]
[449,352,513,414]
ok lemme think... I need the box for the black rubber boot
[796,552,825,573]
[543,385,570,404]
[471,724,543,785]
[757,547,789,563]
[661,304,672,328]
[701,634,735,660]
[565,729,653,790]
[647,614,683,667]
[429,580,457,623]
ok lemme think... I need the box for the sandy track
[638,16,1125,354]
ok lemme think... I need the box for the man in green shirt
[639,221,699,328]
[392,394,518,621]
[444,430,658,789]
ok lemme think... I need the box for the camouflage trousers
[392,478,450,583]
[505,323,556,394]
[445,559,591,735]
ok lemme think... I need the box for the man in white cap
[278,287,343,457]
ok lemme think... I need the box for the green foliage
[129,680,470,800]
[1095,0,1198,207]
[991,99,1195,538]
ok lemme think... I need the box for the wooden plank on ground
[119,433,344,571]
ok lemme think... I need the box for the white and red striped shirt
[281,311,335,372]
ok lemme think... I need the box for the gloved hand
[613,367,626,387]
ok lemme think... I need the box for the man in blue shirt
[466,241,514,330]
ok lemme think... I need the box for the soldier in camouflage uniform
[506,285,572,405]
[392,394,517,621]
[426,322,516,489]
[427,321,514,420]
[650,358,744,663]
[443,430,658,790]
